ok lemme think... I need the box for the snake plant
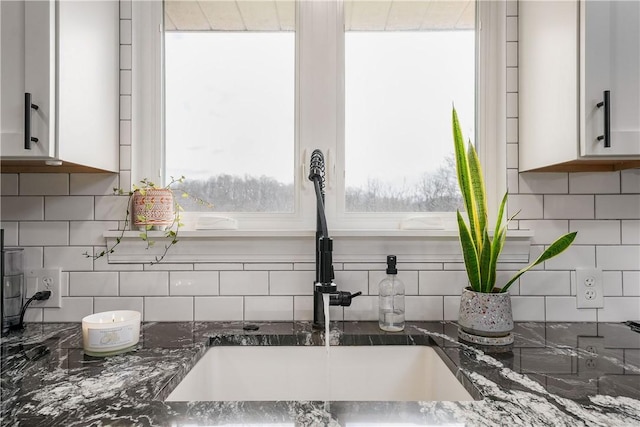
[452,107,577,293]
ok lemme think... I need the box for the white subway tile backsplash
[170,271,219,295]
[120,95,131,120]
[293,296,314,321]
[596,246,640,270]
[520,271,570,295]
[544,195,594,219]
[621,169,640,193]
[623,272,640,296]
[598,298,640,322]
[119,145,131,170]
[343,296,377,321]
[120,44,132,70]
[622,221,640,244]
[368,271,418,295]
[70,221,118,246]
[70,272,118,296]
[1,197,44,220]
[23,308,43,323]
[43,297,93,322]
[570,220,621,245]
[569,172,620,194]
[519,173,567,194]
[245,296,293,321]
[603,271,623,296]
[145,297,193,321]
[511,296,545,321]
[596,195,640,219]
[120,120,131,147]
[95,195,130,221]
[506,67,518,93]
[19,174,68,195]
[120,272,169,296]
[545,297,597,322]
[507,118,518,143]
[245,263,292,271]
[506,16,518,41]
[506,92,518,118]
[0,222,18,245]
[220,271,268,295]
[19,222,68,246]
[507,0,518,16]
[334,271,368,295]
[119,18,131,44]
[269,270,315,295]
[1,174,18,195]
[44,246,93,271]
[120,70,132,95]
[507,143,518,169]
[70,174,118,196]
[419,271,469,295]
[443,296,460,320]
[195,297,243,321]
[120,0,132,19]
[506,41,518,67]
[94,297,143,314]
[519,220,569,245]
[507,169,519,194]
[93,251,143,271]
[22,247,43,269]
[45,196,94,220]
[546,245,595,270]
[508,194,543,219]
[405,296,443,321]
[293,262,316,271]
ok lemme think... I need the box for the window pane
[164,1,295,212]
[345,0,475,212]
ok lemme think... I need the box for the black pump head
[386,255,397,275]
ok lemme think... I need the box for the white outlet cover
[24,268,62,308]
[576,268,604,309]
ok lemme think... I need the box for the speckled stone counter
[1,321,639,426]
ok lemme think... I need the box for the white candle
[81,310,141,356]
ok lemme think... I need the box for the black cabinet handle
[596,90,611,148]
[24,92,39,150]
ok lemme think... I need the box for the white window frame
[131,0,506,234]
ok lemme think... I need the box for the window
[134,0,506,232]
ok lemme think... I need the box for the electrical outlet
[577,336,604,373]
[576,267,604,308]
[25,268,62,308]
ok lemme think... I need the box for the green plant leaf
[457,211,481,291]
[467,141,487,244]
[501,231,578,292]
[479,230,492,292]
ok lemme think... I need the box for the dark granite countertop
[1,321,639,426]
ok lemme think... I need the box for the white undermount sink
[166,345,475,401]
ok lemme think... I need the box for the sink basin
[166,346,475,401]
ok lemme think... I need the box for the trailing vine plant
[84,176,213,265]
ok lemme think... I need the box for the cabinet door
[582,0,640,156]
[0,0,54,158]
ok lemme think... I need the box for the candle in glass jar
[81,310,141,356]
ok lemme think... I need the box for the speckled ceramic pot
[132,189,174,231]
[458,287,513,337]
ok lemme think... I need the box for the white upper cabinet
[519,0,640,172]
[0,0,119,173]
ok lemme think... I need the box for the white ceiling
[164,0,475,32]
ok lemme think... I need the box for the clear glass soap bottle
[378,255,405,332]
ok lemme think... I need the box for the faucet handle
[331,291,362,307]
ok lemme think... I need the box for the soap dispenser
[378,255,405,332]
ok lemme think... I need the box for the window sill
[103,229,533,264]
